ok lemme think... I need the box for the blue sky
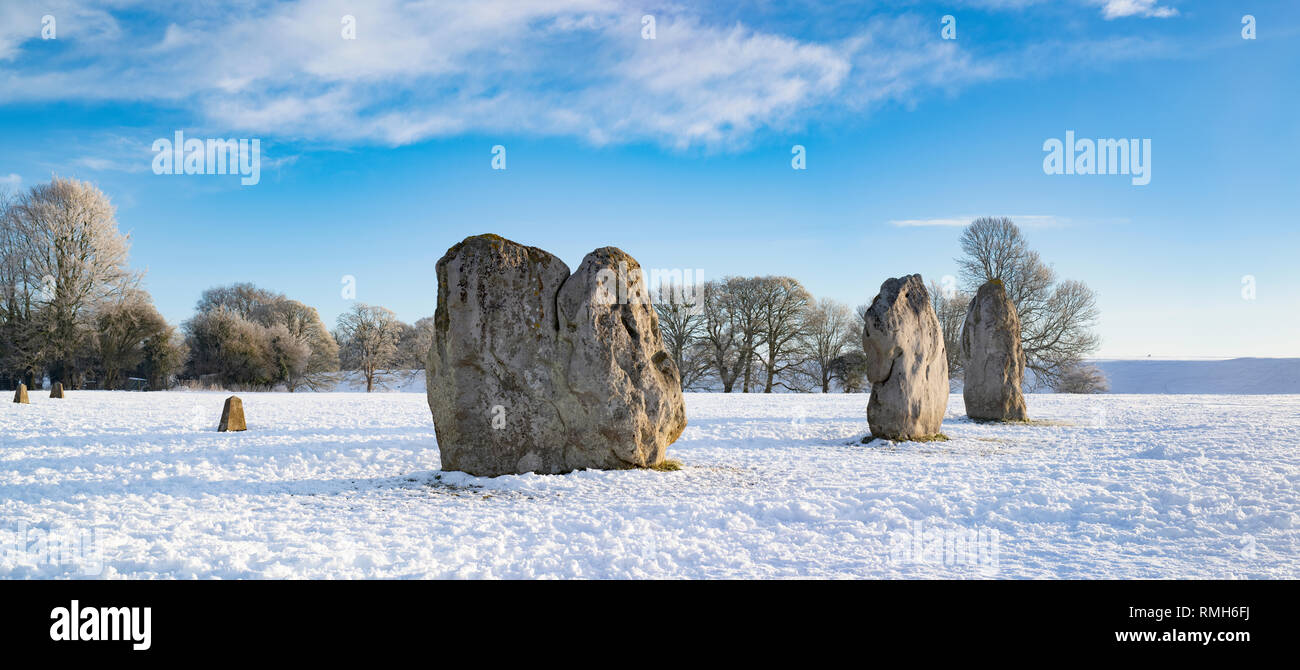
[1,0,1297,357]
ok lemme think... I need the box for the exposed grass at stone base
[649,458,683,472]
[861,433,949,445]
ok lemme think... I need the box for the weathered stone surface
[13,383,28,404]
[50,382,64,399]
[555,247,688,469]
[861,274,948,440]
[426,234,687,476]
[218,396,246,432]
[960,279,1028,421]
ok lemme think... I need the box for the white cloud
[0,1,995,150]
[0,1,1181,151]
[958,0,1179,19]
[0,173,21,186]
[889,215,1065,227]
[1090,0,1179,19]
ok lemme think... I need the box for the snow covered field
[2,390,1297,579]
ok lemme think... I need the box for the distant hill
[309,359,1300,395]
[1088,358,1300,394]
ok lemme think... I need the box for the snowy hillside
[1091,358,1300,394]
[3,391,1296,578]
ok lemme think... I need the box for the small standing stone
[218,396,246,432]
[50,382,65,399]
[13,383,29,404]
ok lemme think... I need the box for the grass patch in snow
[860,433,949,445]
[649,458,683,472]
[961,416,1073,427]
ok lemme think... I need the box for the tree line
[3,178,1101,393]
[1,177,432,392]
[655,216,1102,393]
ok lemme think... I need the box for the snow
[2,390,1297,579]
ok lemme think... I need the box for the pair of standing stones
[861,275,1027,441]
[426,234,687,477]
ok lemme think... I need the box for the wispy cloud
[959,0,1180,19]
[0,1,995,150]
[0,1,1182,151]
[889,214,1066,228]
[0,173,21,187]
[1088,0,1179,20]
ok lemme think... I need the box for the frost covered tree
[3,177,138,387]
[1054,363,1110,394]
[0,189,43,388]
[957,217,1100,388]
[139,327,187,390]
[184,308,276,388]
[94,291,169,390]
[185,283,337,390]
[393,316,435,370]
[253,296,338,390]
[336,303,402,392]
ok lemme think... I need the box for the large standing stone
[50,382,64,399]
[218,396,246,432]
[861,274,948,440]
[960,279,1028,421]
[426,234,687,476]
[13,383,29,404]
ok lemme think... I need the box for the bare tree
[337,303,402,392]
[830,351,869,393]
[652,281,707,390]
[754,277,812,392]
[696,280,743,392]
[957,217,1100,388]
[725,277,765,393]
[929,280,971,382]
[6,177,138,387]
[800,298,855,393]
